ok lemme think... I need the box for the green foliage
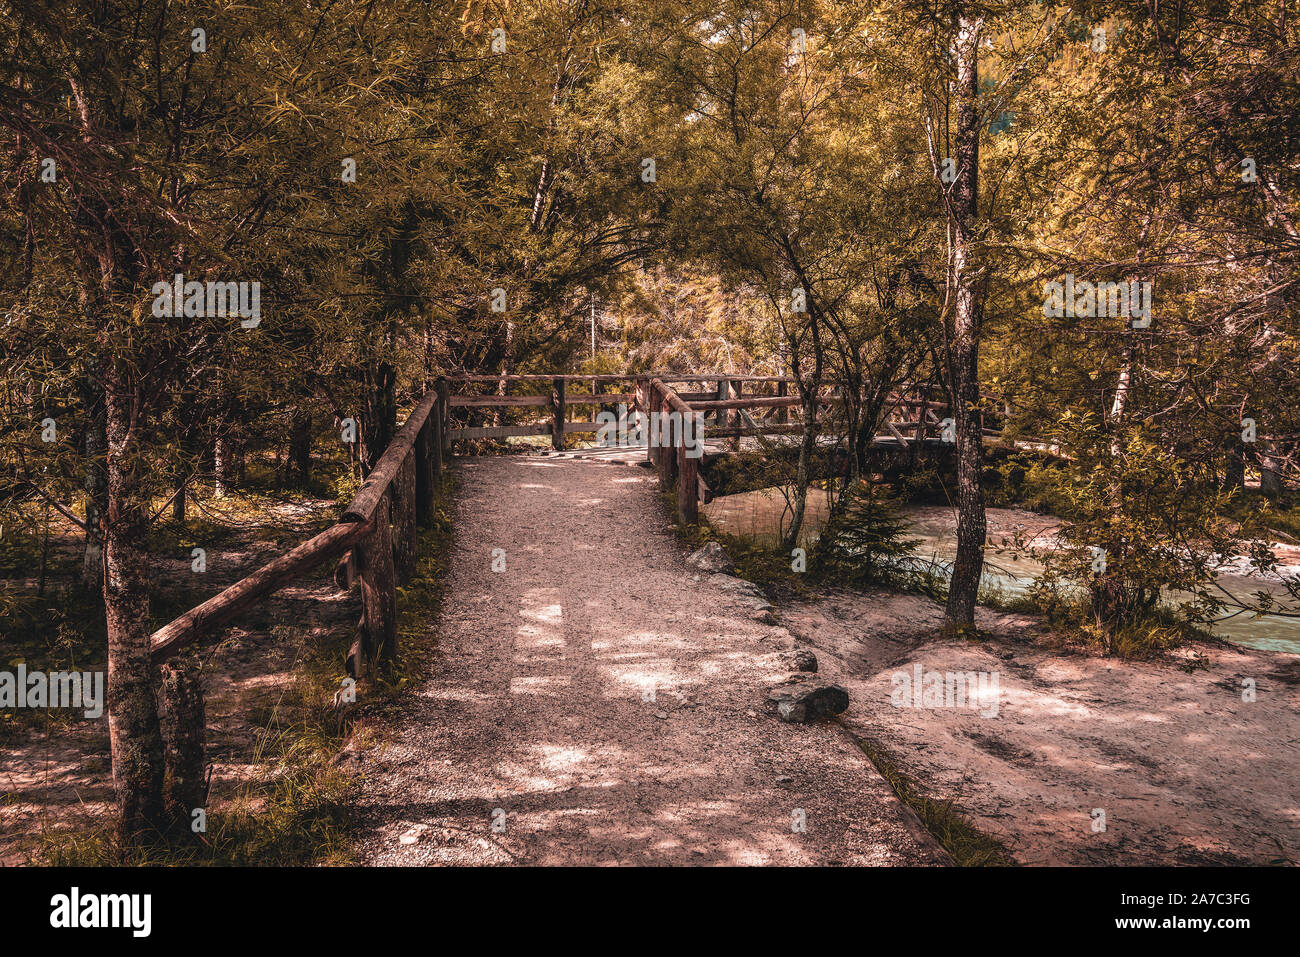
[812,480,921,586]
[1027,412,1254,645]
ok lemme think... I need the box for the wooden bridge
[441,373,970,522]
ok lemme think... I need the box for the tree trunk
[103,369,166,844]
[289,410,312,488]
[943,13,987,631]
[82,395,107,590]
[363,362,397,475]
[214,431,232,498]
[1223,446,1244,492]
[782,387,821,553]
[158,656,207,830]
[1260,443,1283,498]
[172,482,186,525]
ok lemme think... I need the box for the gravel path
[353,455,946,865]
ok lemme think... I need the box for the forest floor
[351,455,946,865]
[0,492,356,865]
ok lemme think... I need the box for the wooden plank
[449,395,551,407]
[658,374,796,383]
[443,374,633,383]
[150,521,371,662]
[688,395,840,411]
[449,424,551,439]
[649,378,696,418]
[562,421,604,433]
[885,419,912,448]
[702,424,808,438]
[561,393,635,404]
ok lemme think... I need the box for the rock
[399,823,430,845]
[765,678,849,723]
[708,573,768,603]
[687,541,736,574]
[776,775,793,784]
[655,711,669,720]
[778,649,818,673]
[331,742,365,769]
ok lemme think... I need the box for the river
[701,487,1300,653]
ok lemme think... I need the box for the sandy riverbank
[778,589,1300,865]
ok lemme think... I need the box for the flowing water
[701,487,1300,654]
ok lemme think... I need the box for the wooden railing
[150,389,444,675]
[141,387,446,815]
[437,373,969,525]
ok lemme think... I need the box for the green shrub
[812,479,920,586]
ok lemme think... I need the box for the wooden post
[662,391,678,488]
[729,379,741,451]
[393,450,418,582]
[158,656,207,829]
[552,377,566,451]
[415,417,435,528]
[431,394,444,485]
[642,382,655,468]
[355,490,397,671]
[436,378,451,458]
[654,386,668,485]
[678,417,699,525]
[777,380,788,424]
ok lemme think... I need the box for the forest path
[353,454,945,865]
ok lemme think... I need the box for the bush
[812,480,919,586]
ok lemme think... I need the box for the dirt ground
[352,455,946,865]
[8,456,1295,867]
[780,590,1300,865]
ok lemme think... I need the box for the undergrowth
[30,475,457,865]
